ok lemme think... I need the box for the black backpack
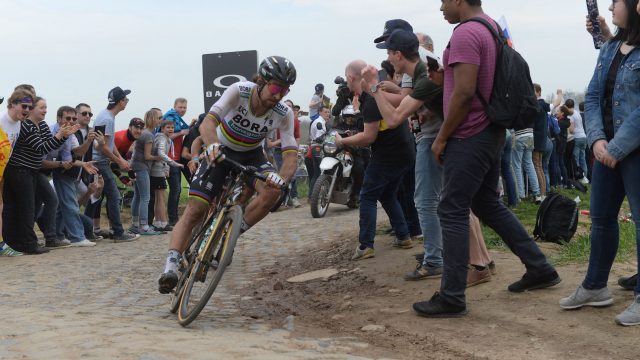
[533,192,579,244]
[459,17,538,130]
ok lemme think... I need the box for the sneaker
[351,245,375,261]
[392,238,414,249]
[580,177,590,185]
[45,239,71,249]
[508,270,561,292]
[87,235,104,242]
[128,226,140,234]
[618,273,638,291]
[69,239,96,247]
[467,265,492,288]
[412,291,468,318]
[160,225,173,232]
[559,285,613,309]
[0,245,23,257]
[404,263,442,281]
[615,295,640,326]
[95,229,114,239]
[113,233,140,243]
[411,234,424,242]
[140,228,161,236]
[535,195,544,204]
[291,198,302,208]
[414,252,425,263]
[488,261,497,275]
[158,270,179,294]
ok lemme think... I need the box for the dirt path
[1,202,638,359]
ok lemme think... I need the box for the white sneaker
[69,239,96,247]
[580,177,590,185]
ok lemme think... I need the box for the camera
[334,76,351,99]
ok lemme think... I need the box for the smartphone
[94,125,106,135]
[586,0,605,49]
[377,69,388,82]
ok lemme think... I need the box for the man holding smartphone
[91,86,139,242]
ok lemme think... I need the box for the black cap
[108,86,131,105]
[374,19,413,43]
[129,117,144,129]
[376,29,419,53]
[0,97,3,105]
[315,83,324,92]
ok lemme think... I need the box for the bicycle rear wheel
[177,205,243,326]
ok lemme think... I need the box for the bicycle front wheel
[177,205,243,326]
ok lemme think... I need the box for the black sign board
[202,50,258,113]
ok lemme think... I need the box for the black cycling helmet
[258,56,297,85]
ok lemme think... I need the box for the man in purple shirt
[412,0,560,318]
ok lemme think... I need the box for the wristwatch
[370,83,379,94]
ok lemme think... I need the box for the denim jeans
[358,159,411,248]
[131,169,151,226]
[542,139,553,192]
[274,148,298,199]
[500,131,518,207]
[35,172,58,241]
[167,165,182,224]
[96,161,124,236]
[53,175,86,242]
[438,125,555,307]
[512,134,540,198]
[80,213,94,239]
[398,162,422,237]
[573,137,588,176]
[583,150,640,294]
[414,138,443,267]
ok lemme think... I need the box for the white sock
[164,250,180,273]
[240,218,252,234]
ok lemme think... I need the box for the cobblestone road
[0,204,388,359]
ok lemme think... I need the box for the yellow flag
[0,127,11,178]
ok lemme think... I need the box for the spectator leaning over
[532,83,552,198]
[364,28,494,284]
[50,105,98,247]
[91,86,139,242]
[163,98,190,226]
[566,98,588,184]
[3,93,78,254]
[412,0,560,317]
[129,109,164,236]
[560,0,640,326]
[151,120,183,231]
[309,84,324,121]
[335,59,416,260]
[0,88,35,256]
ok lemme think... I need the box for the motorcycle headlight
[323,143,337,155]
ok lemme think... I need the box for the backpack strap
[456,17,505,108]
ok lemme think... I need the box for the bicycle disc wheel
[178,205,243,326]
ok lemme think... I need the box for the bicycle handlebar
[200,147,268,184]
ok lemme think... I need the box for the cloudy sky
[1,0,610,129]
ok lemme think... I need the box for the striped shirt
[7,120,65,170]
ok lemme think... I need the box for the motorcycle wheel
[310,174,332,218]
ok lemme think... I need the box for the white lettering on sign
[205,91,213,97]
[213,74,247,89]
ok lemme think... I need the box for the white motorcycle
[309,130,358,218]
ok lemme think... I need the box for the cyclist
[158,56,299,293]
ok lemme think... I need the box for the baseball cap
[374,19,413,43]
[376,29,419,53]
[108,86,131,105]
[129,117,144,129]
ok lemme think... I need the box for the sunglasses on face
[267,83,290,97]
[64,116,78,121]
[18,103,34,111]
[81,111,93,117]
